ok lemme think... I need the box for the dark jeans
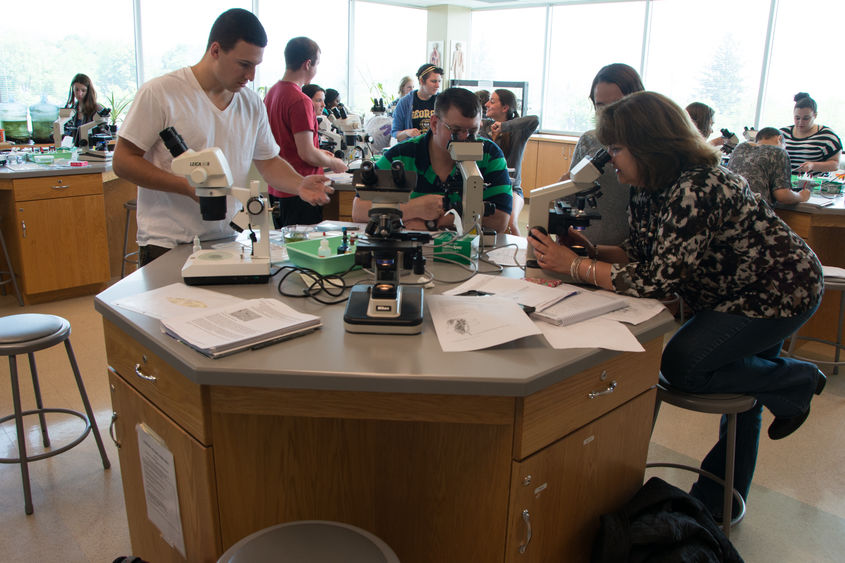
[138,244,172,267]
[270,194,322,228]
[660,304,821,516]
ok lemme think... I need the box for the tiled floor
[1,216,844,560]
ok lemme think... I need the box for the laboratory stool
[121,199,139,278]
[0,314,110,514]
[647,378,757,539]
[786,278,845,375]
[0,217,23,306]
[217,520,400,563]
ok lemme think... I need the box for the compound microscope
[343,160,432,334]
[525,148,611,279]
[160,127,273,285]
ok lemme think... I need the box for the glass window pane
[647,0,770,138]
[351,1,427,115]
[258,0,349,106]
[0,0,136,125]
[140,1,250,82]
[761,0,845,141]
[470,7,546,121]
[544,2,646,133]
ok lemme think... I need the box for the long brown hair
[596,91,720,191]
[65,73,98,120]
[492,88,519,154]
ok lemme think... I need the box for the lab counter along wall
[96,245,676,563]
[0,163,112,303]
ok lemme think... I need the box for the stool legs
[27,352,50,448]
[8,355,34,514]
[723,413,738,539]
[64,340,111,470]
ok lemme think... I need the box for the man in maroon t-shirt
[264,36,347,227]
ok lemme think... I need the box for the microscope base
[182,249,270,285]
[344,285,424,334]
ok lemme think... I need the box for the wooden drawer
[12,173,102,201]
[104,319,211,445]
[513,336,661,459]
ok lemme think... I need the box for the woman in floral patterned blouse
[528,91,825,521]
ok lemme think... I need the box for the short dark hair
[756,127,782,142]
[596,91,720,191]
[589,63,644,109]
[794,92,817,114]
[206,8,267,52]
[302,84,325,99]
[416,64,443,80]
[685,102,715,138]
[324,89,340,106]
[285,37,320,70]
[434,87,480,119]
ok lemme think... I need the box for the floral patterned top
[610,165,822,318]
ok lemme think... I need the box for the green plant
[105,91,133,126]
[369,81,395,107]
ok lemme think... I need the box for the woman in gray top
[564,63,644,245]
[482,89,538,235]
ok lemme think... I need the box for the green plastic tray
[286,236,356,275]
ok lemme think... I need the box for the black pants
[271,194,323,228]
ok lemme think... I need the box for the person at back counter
[727,127,811,205]
[781,92,842,174]
[63,73,106,142]
[353,87,512,233]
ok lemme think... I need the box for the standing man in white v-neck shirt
[113,8,333,266]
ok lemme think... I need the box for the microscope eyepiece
[591,148,611,171]
[159,127,189,157]
[391,161,406,187]
[360,160,378,185]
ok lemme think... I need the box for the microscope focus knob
[246,196,265,215]
[190,168,208,184]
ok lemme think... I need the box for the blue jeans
[660,304,820,516]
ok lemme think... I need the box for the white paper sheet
[537,317,645,352]
[428,295,541,351]
[443,274,578,310]
[136,423,186,557]
[114,282,244,320]
[595,290,668,325]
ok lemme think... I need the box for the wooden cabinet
[109,370,221,563]
[0,172,110,302]
[521,135,580,197]
[104,319,662,563]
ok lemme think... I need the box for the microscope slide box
[433,232,478,265]
[286,236,356,276]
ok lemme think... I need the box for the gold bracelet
[591,259,598,286]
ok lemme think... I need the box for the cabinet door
[109,371,221,563]
[506,390,655,563]
[533,141,575,191]
[15,195,110,294]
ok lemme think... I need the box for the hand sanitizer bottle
[193,235,202,254]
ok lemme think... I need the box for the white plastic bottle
[317,236,331,258]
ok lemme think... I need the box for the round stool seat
[657,383,758,415]
[124,199,137,211]
[0,314,69,352]
[218,520,400,563]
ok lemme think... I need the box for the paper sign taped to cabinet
[136,423,186,557]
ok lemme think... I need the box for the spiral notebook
[530,290,627,327]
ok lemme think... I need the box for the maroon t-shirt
[264,81,319,198]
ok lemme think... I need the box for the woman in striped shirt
[780,92,842,174]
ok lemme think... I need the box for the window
[0,0,135,122]
[139,0,251,83]
[544,1,646,133]
[258,0,349,103]
[351,1,427,115]
[647,0,770,139]
[761,0,845,140]
[470,7,546,120]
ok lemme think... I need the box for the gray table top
[95,240,675,397]
[0,161,110,179]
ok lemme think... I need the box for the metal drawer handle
[518,509,532,554]
[588,380,617,399]
[109,411,121,448]
[52,184,70,190]
[134,363,157,382]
